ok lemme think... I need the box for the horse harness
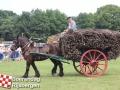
[34,42,47,53]
[21,40,34,55]
[34,42,57,54]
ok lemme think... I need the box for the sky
[0,0,120,16]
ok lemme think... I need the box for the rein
[21,39,33,54]
[21,37,32,50]
[21,42,30,50]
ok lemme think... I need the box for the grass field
[0,58,120,90]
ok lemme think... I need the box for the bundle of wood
[59,29,120,60]
[47,34,59,44]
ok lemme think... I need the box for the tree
[45,9,67,35]
[0,10,17,41]
[14,9,67,42]
[94,4,120,30]
[13,11,32,37]
[75,13,95,29]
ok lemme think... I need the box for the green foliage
[45,9,67,34]
[94,4,120,30]
[13,9,67,42]
[75,13,95,29]
[0,10,17,40]
[0,37,4,42]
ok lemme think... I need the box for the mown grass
[0,58,120,90]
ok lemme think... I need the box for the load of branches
[59,29,120,60]
[47,34,59,44]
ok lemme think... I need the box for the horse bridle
[12,37,21,50]
[21,37,34,54]
[13,37,33,54]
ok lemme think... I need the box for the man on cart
[53,17,77,43]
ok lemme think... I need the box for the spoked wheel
[73,61,83,74]
[80,49,108,77]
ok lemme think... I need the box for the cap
[67,17,72,20]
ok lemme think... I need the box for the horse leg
[22,61,30,78]
[57,61,64,77]
[51,59,64,77]
[50,58,57,76]
[31,61,40,77]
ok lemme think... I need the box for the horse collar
[21,42,30,50]
[21,42,31,54]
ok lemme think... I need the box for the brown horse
[10,36,64,78]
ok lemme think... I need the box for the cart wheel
[73,61,83,74]
[80,49,108,77]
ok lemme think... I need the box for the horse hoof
[34,74,40,78]
[58,73,64,77]
[52,73,56,76]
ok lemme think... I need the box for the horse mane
[18,36,29,42]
